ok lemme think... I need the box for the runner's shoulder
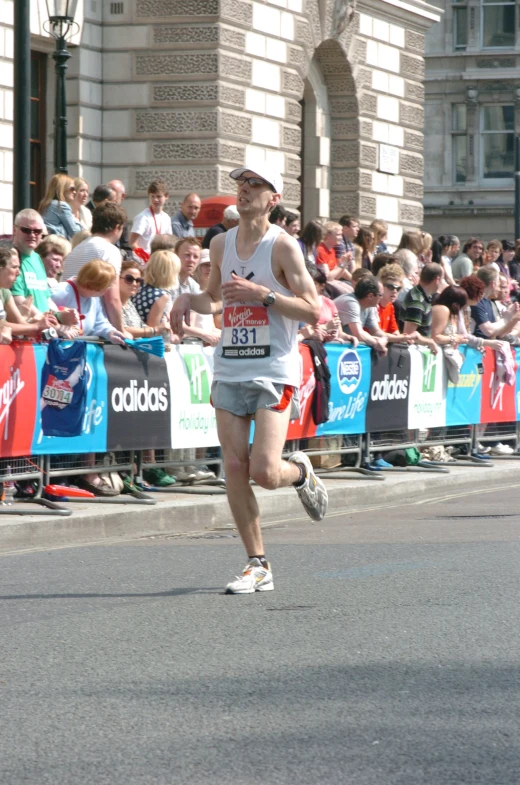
[273,230,304,265]
[209,231,226,263]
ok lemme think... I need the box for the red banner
[0,343,38,457]
[480,347,517,424]
[286,344,318,440]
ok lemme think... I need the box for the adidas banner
[1,341,520,458]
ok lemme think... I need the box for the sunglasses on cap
[16,226,43,236]
[121,274,143,285]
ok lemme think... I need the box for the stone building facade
[424,0,519,242]
[1,0,439,245]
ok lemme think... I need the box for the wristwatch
[263,290,276,307]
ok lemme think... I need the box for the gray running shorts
[211,380,300,419]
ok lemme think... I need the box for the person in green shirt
[12,208,78,330]
[12,209,52,313]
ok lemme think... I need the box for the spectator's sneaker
[490,442,514,455]
[370,456,393,470]
[175,468,198,483]
[288,451,328,521]
[225,558,274,594]
[143,468,176,487]
[192,466,217,482]
[477,443,491,454]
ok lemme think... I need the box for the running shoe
[477,442,491,454]
[225,558,274,594]
[370,456,393,470]
[288,451,328,521]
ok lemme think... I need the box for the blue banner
[317,345,371,436]
[31,343,108,455]
[446,346,483,426]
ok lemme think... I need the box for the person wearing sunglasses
[38,173,83,240]
[376,264,417,344]
[119,260,157,338]
[172,165,327,595]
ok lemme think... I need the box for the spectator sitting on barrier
[298,266,358,345]
[133,250,180,338]
[395,249,419,301]
[377,264,417,344]
[63,202,127,333]
[469,266,520,339]
[39,174,83,240]
[0,247,61,341]
[297,220,322,266]
[52,260,126,344]
[401,263,443,354]
[191,248,222,340]
[334,274,388,355]
[37,235,71,293]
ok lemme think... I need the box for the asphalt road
[1,483,520,785]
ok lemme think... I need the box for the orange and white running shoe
[225,558,274,594]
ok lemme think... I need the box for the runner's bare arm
[171,234,224,335]
[221,233,320,324]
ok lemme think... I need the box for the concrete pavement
[1,457,520,553]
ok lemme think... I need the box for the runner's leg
[249,406,300,490]
[215,408,263,556]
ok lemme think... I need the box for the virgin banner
[1,341,519,459]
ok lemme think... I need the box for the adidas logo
[111,380,168,412]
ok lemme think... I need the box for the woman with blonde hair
[39,174,82,240]
[133,249,180,329]
[52,259,126,343]
[71,177,93,230]
[370,219,388,254]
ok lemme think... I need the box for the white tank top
[213,224,300,385]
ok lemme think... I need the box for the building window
[482,0,515,48]
[453,1,468,49]
[452,104,467,183]
[481,104,514,179]
[30,51,46,210]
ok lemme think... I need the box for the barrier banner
[286,344,317,440]
[480,346,517,424]
[166,345,219,448]
[317,344,370,435]
[32,343,108,455]
[365,344,410,432]
[446,346,483,426]
[408,346,446,429]
[0,343,38,458]
[104,345,171,450]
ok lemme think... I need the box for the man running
[172,167,328,594]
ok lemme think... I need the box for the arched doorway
[300,40,359,223]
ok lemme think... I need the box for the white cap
[229,166,283,196]
[199,249,211,264]
[223,204,240,221]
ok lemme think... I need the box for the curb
[0,460,517,554]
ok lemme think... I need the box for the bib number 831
[231,327,257,345]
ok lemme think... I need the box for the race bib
[42,375,74,409]
[222,305,270,359]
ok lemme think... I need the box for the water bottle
[2,465,15,506]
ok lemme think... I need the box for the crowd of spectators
[5,171,520,489]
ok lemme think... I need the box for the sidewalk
[0,460,518,554]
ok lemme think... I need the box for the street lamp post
[44,0,79,174]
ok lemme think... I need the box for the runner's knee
[249,461,280,490]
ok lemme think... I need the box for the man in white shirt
[63,202,127,332]
[170,237,220,346]
[130,180,172,255]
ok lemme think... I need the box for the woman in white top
[71,178,93,231]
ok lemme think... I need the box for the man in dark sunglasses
[12,209,52,315]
